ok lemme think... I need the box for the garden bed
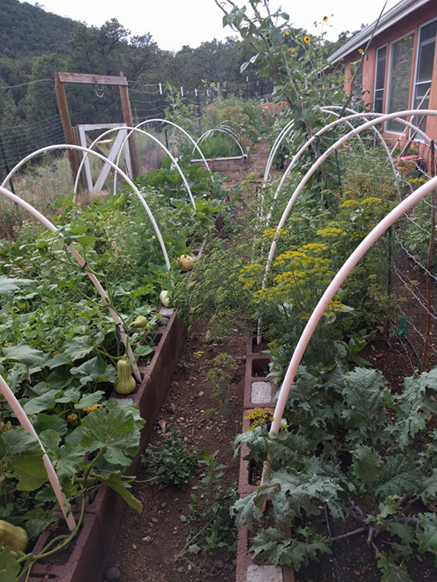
[25,307,186,582]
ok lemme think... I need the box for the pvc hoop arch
[0,374,76,531]
[260,108,370,222]
[130,118,210,170]
[268,172,437,441]
[1,144,171,271]
[264,109,433,284]
[0,183,141,382]
[256,109,434,344]
[72,127,196,210]
[194,128,245,157]
[263,105,370,187]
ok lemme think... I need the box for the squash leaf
[0,546,21,582]
[81,400,143,466]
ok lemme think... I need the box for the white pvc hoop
[195,128,245,157]
[131,119,210,170]
[0,184,141,382]
[266,109,426,223]
[0,144,171,271]
[264,109,434,285]
[0,374,76,530]
[269,172,437,437]
[72,126,196,209]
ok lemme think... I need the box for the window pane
[374,89,384,114]
[387,34,415,133]
[375,46,387,90]
[412,81,431,132]
[421,19,437,43]
[417,40,436,83]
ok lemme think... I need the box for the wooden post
[119,74,139,179]
[55,73,80,182]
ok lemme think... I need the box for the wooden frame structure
[55,72,139,186]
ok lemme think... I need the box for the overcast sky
[25,0,400,52]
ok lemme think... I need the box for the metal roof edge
[327,0,432,64]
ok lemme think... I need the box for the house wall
[341,3,437,152]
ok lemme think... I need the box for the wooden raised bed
[26,307,186,582]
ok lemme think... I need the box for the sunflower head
[323,16,328,22]
[304,36,310,43]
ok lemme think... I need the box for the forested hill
[0,0,79,59]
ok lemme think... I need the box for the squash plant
[0,399,144,581]
[0,183,224,576]
[233,365,437,580]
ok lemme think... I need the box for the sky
[25,0,400,52]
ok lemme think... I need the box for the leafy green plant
[142,426,199,489]
[177,450,238,559]
[232,364,437,579]
[0,399,144,579]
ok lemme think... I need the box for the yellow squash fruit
[160,290,170,307]
[132,316,148,329]
[177,254,195,271]
[0,521,28,552]
[115,359,136,395]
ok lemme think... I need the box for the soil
[102,142,437,582]
[101,144,270,582]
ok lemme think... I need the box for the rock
[167,403,176,413]
[214,560,225,570]
[132,544,137,550]
[151,517,158,523]
[158,317,170,327]
[161,502,166,508]
[105,566,121,582]
[142,536,152,543]
[177,567,184,573]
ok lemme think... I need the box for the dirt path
[102,141,270,582]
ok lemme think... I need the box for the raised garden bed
[25,307,186,582]
[235,337,295,582]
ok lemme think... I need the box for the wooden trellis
[55,72,139,186]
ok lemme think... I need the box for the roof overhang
[328,0,432,64]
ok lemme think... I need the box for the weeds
[142,426,199,489]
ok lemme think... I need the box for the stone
[158,317,170,327]
[142,536,152,543]
[251,381,272,403]
[214,560,225,569]
[151,517,158,523]
[246,564,283,582]
[159,307,174,316]
[105,566,121,582]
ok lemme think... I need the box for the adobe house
[328,0,437,159]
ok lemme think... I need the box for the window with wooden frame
[411,18,437,134]
[386,33,415,133]
[374,45,387,114]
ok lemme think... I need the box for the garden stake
[0,374,76,531]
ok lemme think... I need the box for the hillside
[0,0,79,59]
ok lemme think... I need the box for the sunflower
[291,47,295,53]
[211,82,216,87]
[304,36,310,43]
[323,16,328,22]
